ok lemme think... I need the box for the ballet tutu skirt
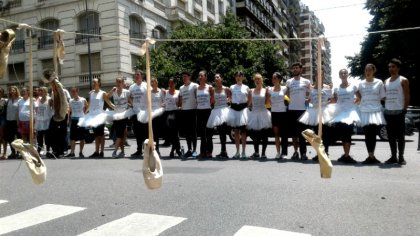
[109,108,134,121]
[227,108,249,128]
[299,104,334,126]
[137,107,164,124]
[333,105,360,125]
[206,107,230,128]
[78,110,112,128]
[358,111,386,127]
[247,109,272,130]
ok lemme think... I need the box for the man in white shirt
[286,62,311,161]
[129,70,147,158]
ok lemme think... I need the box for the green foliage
[136,13,287,88]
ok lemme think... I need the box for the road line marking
[78,213,187,236]
[0,200,8,204]
[0,204,86,235]
[234,225,311,236]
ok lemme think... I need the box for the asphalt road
[1,133,419,236]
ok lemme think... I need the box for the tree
[136,13,287,87]
[347,0,420,105]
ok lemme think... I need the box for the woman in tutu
[298,72,333,159]
[206,74,231,158]
[332,69,359,163]
[247,73,271,160]
[196,70,214,158]
[79,78,112,158]
[107,77,132,158]
[227,71,249,159]
[66,87,87,158]
[164,78,181,158]
[138,78,165,155]
[268,72,288,160]
[356,63,386,164]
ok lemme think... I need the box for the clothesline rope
[1,18,420,43]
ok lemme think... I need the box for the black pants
[5,120,20,155]
[165,110,180,151]
[49,115,68,155]
[197,109,213,154]
[289,110,307,155]
[335,123,353,143]
[249,129,269,155]
[311,124,333,154]
[385,113,405,157]
[180,109,197,152]
[131,115,148,152]
[363,124,379,153]
[272,112,289,155]
[36,130,50,153]
[217,124,228,153]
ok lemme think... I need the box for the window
[41,58,61,75]
[80,53,101,73]
[129,15,145,45]
[38,19,59,49]
[7,63,25,81]
[76,11,101,44]
[9,25,25,53]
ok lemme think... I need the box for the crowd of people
[0,58,410,165]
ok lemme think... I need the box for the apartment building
[0,0,230,93]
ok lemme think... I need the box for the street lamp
[85,0,93,91]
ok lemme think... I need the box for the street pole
[85,0,93,91]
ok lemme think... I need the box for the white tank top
[6,98,20,121]
[334,84,357,110]
[385,76,404,111]
[310,85,332,108]
[129,82,147,112]
[269,86,287,112]
[180,82,198,110]
[230,84,249,104]
[112,89,130,113]
[214,88,228,109]
[89,90,105,115]
[286,77,311,110]
[70,97,86,118]
[197,85,211,110]
[358,78,386,112]
[18,98,32,121]
[151,89,165,111]
[251,88,266,112]
[165,90,179,111]
[36,97,53,130]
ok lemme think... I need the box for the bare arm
[402,78,410,111]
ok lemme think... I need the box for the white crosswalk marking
[0,200,8,204]
[78,213,187,236]
[0,204,86,235]
[234,225,311,236]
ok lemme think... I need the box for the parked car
[406,106,420,130]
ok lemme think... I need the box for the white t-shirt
[164,90,179,111]
[6,98,20,121]
[334,83,358,110]
[69,97,86,118]
[214,87,228,109]
[180,82,198,110]
[286,77,311,110]
[112,89,130,113]
[358,78,386,112]
[309,85,332,108]
[151,89,165,111]
[129,82,147,113]
[197,85,211,110]
[18,98,34,121]
[230,84,249,104]
[269,86,287,112]
[36,97,53,130]
[89,90,105,115]
[251,88,267,112]
[385,76,405,111]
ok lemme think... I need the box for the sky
[299,0,372,84]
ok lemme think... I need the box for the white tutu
[247,109,272,130]
[109,109,134,121]
[227,108,249,127]
[299,105,334,126]
[137,107,164,124]
[78,111,111,128]
[206,107,230,128]
[333,106,360,125]
[358,111,386,127]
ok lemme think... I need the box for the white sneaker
[275,153,281,159]
[112,150,118,158]
[232,152,240,159]
[241,152,247,159]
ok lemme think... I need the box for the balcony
[154,0,165,12]
[75,28,101,45]
[38,36,54,49]
[11,39,25,53]
[79,73,102,84]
